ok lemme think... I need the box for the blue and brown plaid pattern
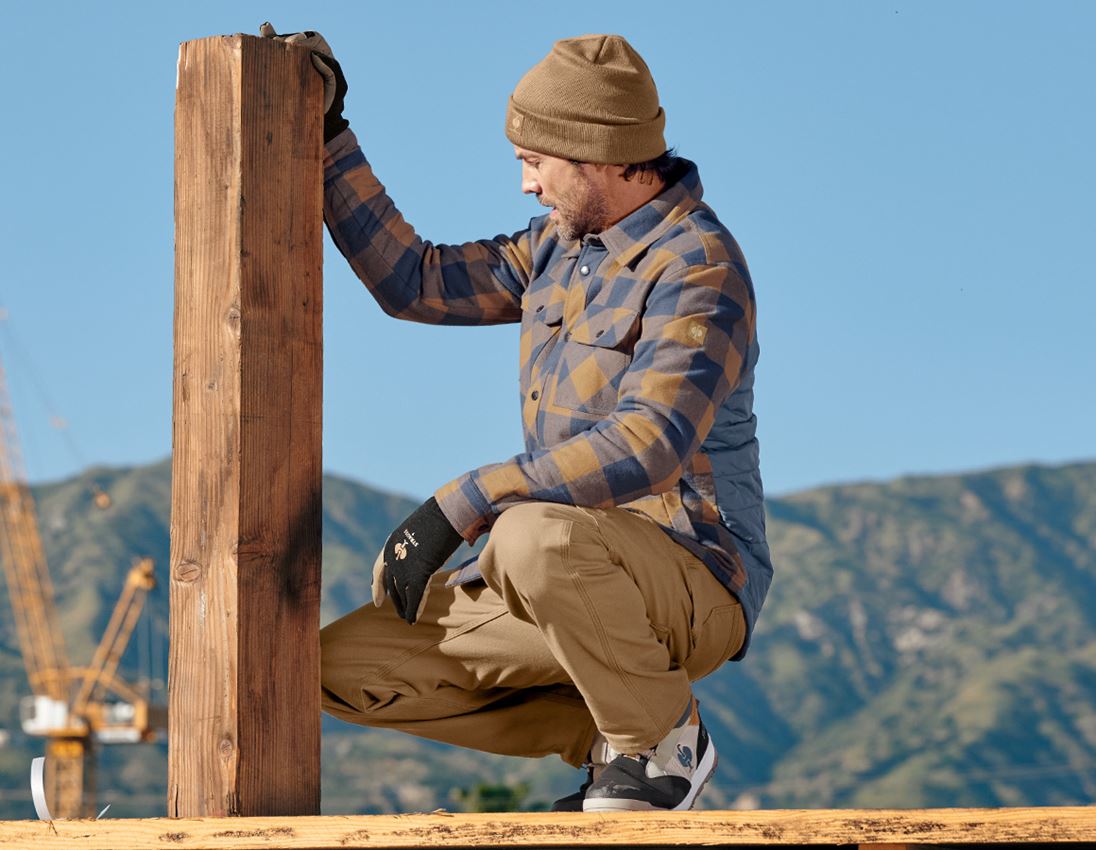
[324,130,758,610]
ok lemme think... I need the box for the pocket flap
[541,299,565,326]
[523,284,566,326]
[568,307,640,348]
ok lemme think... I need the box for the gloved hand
[371,497,464,625]
[259,22,349,143]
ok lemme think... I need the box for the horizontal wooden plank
[1,806,1095,848]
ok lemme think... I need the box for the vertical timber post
[170,34,323,816]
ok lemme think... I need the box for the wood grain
[171,33,323,818]
[2,807,1096,848]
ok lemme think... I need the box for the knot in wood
[174,561,203,583]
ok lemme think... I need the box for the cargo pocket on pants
[682,564,746,681]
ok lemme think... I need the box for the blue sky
[0,1,1092,502]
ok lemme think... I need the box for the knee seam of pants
[538,691,592,711]
[375,693,508,713]
[366,609,511,682]
[333,685,523,719]
[560,519,666,736]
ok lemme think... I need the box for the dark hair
[621,148,679,182]
[568,148,681,183]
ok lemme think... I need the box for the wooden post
[170,34,323,817]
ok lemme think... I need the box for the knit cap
[505,34,666,165]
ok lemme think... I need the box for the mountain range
[1,457,1094,818]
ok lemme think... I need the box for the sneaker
[582,697,716,812]
[550,764,597,812]
[550,732,618,812]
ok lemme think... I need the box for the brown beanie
[505,34,666,165]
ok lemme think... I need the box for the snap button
[580,264,590,275]
[535,304,544,312]
[596,329,605,337]
[531,390,540,401]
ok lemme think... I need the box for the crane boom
[72,558,156,717]
[0,351,71,702]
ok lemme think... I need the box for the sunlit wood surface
[2,806,1096,848]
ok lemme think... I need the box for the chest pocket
[550,307,641,418]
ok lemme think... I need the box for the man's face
[515,146,609,242]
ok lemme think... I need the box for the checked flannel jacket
[324,129,772,658]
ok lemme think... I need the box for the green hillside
[1,458,1094,817]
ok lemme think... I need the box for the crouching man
[262,24,773,812]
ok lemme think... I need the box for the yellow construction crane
[0,348,165,818]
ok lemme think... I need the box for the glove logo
[394,542,408,560]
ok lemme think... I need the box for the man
[261,24,772,813]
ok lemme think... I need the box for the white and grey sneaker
[582,697,717,812]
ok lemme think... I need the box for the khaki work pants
[320,501,746,768]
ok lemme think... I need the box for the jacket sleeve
[323,129,530,326]
[433,260,756,542]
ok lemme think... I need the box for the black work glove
[371,497,464,625]
[259,22,349,143]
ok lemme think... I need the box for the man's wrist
[434,478,492,545]
[324,115,351,145]
[323,126,359,168]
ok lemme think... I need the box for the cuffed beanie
[505,34,666,165]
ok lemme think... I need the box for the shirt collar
[590,158,704,268]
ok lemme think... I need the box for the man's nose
[521,164,540,195]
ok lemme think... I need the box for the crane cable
[0,305,110,508]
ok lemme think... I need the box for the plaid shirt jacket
[324,129,770,658]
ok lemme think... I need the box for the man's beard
[543,175,610,242]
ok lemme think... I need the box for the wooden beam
[2,807,1096,848]
[170,33,323,817]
